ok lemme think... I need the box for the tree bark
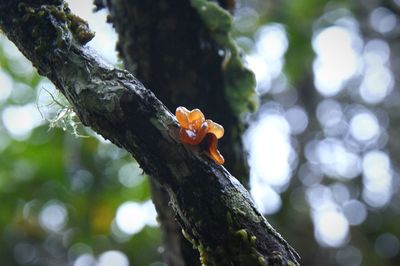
[104,0,250,185]
[102,1,252,264]
[0,1,300,265]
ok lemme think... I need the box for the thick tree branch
[103,1,252,264]
[105,0,251,184]
[0,1,299,265]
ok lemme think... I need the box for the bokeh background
[1,0,400,265]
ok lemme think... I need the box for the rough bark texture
[106,0,250,184]
[102,1,253,264]
[0,0,300,265]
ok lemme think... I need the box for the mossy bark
[0,0,300,265]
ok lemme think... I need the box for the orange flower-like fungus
[175,106,225,165]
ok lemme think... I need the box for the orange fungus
[175,106,225,165]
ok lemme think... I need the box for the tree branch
[105,0,252,184]
[0,1,299,265]
[103,1,252,264]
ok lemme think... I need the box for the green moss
[223,187,262,225]
[258,256,268,266]
[189,211,268,265]
[191,0,232,32]
[181,229,215,266]
[66,12,95,45]
[223,227,266,265]
[235,229,248,241]
[250,235,257,245]
[190,0,257,115]
[186,212,261,265]
[199,243,215,266]
[182,228,199,248]
[17,1,94,55]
